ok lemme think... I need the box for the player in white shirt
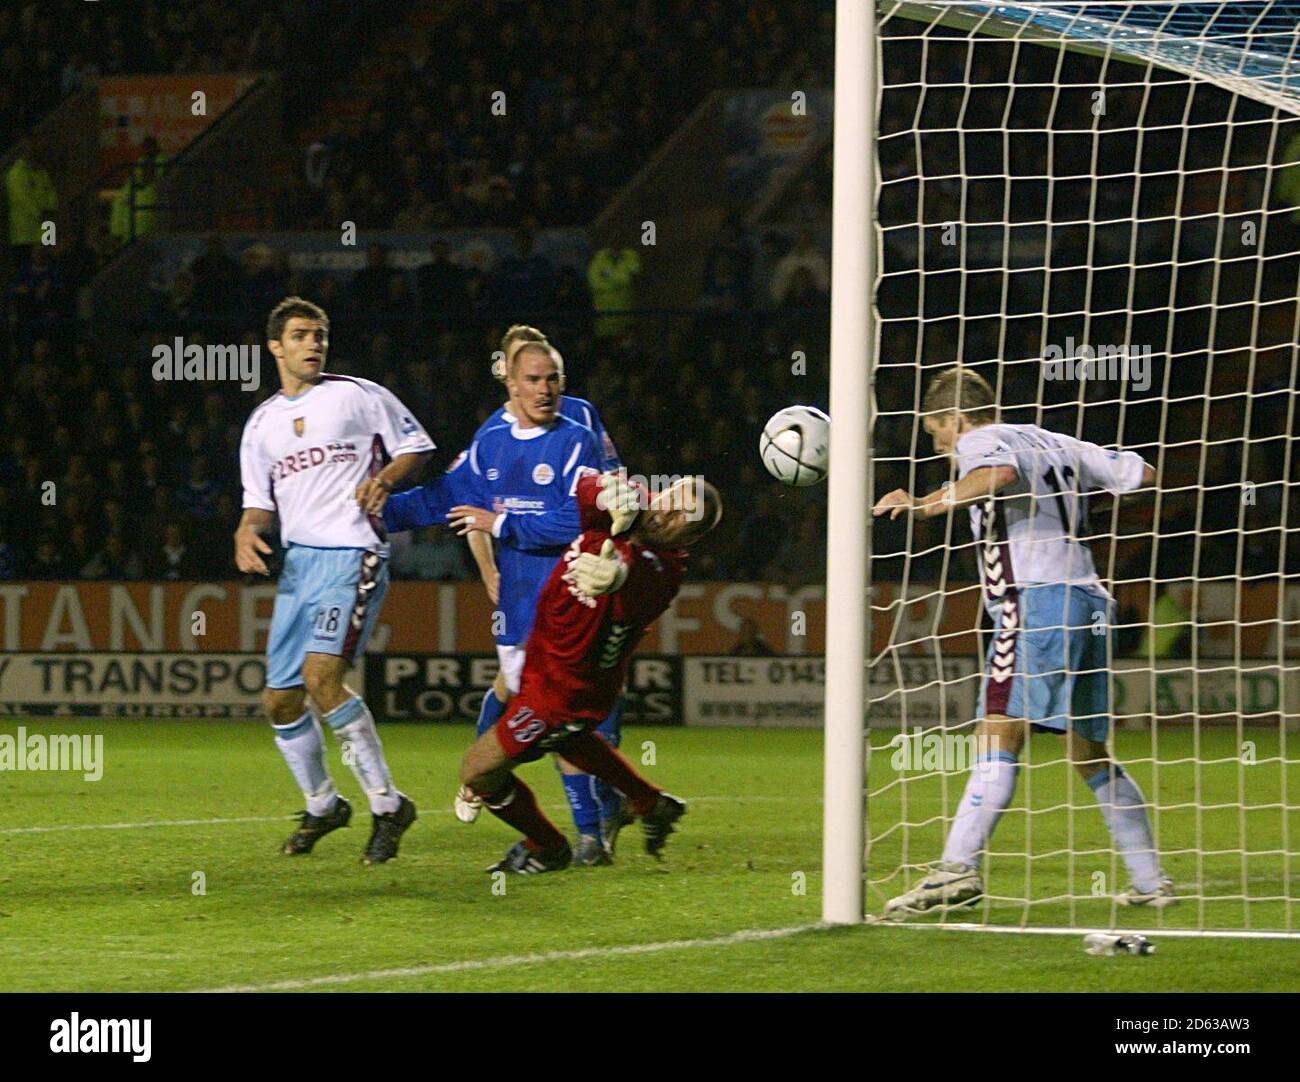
[872,366,1174,916]
[236,297,434,864]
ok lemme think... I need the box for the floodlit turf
[0,719,1295,992]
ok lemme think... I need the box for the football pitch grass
[0,719,1295,992]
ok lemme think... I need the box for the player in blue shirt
[385,331,629,864]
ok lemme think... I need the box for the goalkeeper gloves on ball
[564,539,629,599]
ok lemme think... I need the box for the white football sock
[941,752,1019,869]
[1088,765,1162,892]
[272,710,338,816]
[323,695,401,815]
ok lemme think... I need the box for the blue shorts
[265,545,389,690]
[977,583,1111,743]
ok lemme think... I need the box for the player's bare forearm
[237,508,275,535]
[356,451,431,514]
[919,466,1018,518]
[234,508,276,575]
[873,466,1018,521]
[467,529,500,603]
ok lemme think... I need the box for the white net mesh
[868,1,1300,933]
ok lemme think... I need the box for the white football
[759,405,830,487]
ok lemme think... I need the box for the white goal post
[826,0,1300,936]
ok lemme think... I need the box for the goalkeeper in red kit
[458,470,723,874]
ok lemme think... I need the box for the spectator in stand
[770,229,829,307]
[146,521,197,581]
[734,489,789,580]
[58,221,110,302]
[5,139,58,262]
[175,456,221,521]
[391,527,473,581]
[63,452,97,508]
[0,525,19,579]
[68,523,97,578]
[751,232,788,312]
[730,616,776,656]
[102,497,127,538]
[9,243,64,349]
[60,49,100,95]
[347,242,400,316]
[484,228,554,319]
[138,452,168,503]
[416,238,472,322]
[31,536,71,580]
[188,234,244,328]
[547,263,594,343]
[765,514,826,585]
[109,137,166,246]
[240,243,289,317]
[587,246,641,339]
[81,531,143,580]
[699,249,749,313]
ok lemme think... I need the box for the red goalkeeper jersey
[515,473,686,724]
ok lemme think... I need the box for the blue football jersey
[489,395,620,470]
[384,394,618,536]
[465,413,603,644]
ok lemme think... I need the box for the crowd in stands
[292,0,833,231]
[0,0,386,152]
[5,0,1295,594]
[0,260,830,583]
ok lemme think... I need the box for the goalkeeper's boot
[487,839,573,875]
[1117,875,1177,909]
[640,793,686,859]
[883,861,984,919]
[361,794,417,865]
[281,795,352,855]
[599,791,636,857]
[454,784,483,824]
[572,833,613,867]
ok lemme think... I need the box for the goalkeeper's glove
[564,539,628,599]
[597,471,642,536]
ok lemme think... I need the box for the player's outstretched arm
[446,502,582,549]
[233,508,275,575]
[357,450,431,516]
[873,465,1019,521]
[382,469,454,534]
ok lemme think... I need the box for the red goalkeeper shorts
[494,698,586,763]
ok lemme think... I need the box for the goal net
[867,1,1300,935]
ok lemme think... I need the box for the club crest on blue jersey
[532,463,555,485]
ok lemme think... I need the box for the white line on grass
[193,923,829,992]
[0,815,289,835]
[0,795,797,837]
[873,920,1300,941]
